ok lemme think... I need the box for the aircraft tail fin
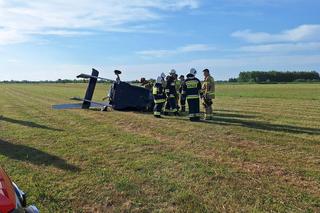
[80,68,99,109]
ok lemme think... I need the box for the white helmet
[190,68,197,75]
[156,76,162,84]
[169,69,176,75]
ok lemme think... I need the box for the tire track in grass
[3,86,222,210]
[105,113,319,211]
[218,97,320,117]
[6,85,320,178]
[0,86,168,210]
[2,84,320,211]
[89,111,320,199]
[13,88,314,211]
[0,87,85,211]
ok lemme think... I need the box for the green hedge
[238,71,320,83]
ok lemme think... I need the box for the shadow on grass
[203,116,320,135]
[216,109,260,115]
[0,116,63,131]
[213,112,256,119]
[113,109,319,135]
[0,139,80,172]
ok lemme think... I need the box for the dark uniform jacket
[165,77,177,98]
[178,80,185,94]
[153,83,166,103]
[182,75,202,99]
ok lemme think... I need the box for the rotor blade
[76,74,114,82]
[98,77,115,82]
[52,103,83,109]
[76,73,95,79]
[70,97,110,107]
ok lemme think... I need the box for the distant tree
[228,78,238,82]
[238,71,320,83]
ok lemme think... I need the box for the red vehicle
[0,167,38,213]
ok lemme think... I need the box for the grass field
[0,83,320,212]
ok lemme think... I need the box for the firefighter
[164,75,179,116]
[161,72,166,80]
[169,69,178,107]
[160,72,166,88]
[169,69,176,77]
[173,73,181,111]
[174,73,180,91]
[140,77,153,90]
[169,69,178,90]
[153,77,166,118]
[202,69,215,120]
[178,75,186,112]
[182,68,202,121]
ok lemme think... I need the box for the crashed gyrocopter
[52,69,154,111]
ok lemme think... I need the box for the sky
[0,0,320,81]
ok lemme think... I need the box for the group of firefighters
[141,68,215,121]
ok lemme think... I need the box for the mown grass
[0,83,319,212]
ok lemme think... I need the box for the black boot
[190,117,200,122]
[181,106,186,112]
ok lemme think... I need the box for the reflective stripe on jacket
[165,78,177,98]
[202,75,215,96]
[153,83,166,103]
[182,76,202,99]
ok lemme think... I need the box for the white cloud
[0,0,199,45]
[225,0,297,6]
[178,44,212,52]
[115,54,320,80]
[6,58,20,63]
[137,44,214,57]
[0,29,30,45]
[232,24,320,43]
[37,30,94,36]
[137,49,173,58]
[238,42,320,53]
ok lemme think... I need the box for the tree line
[231,71,320,83]
[1,71,319,84]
